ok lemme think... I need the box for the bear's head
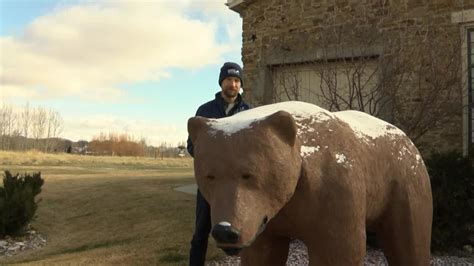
[188,111,302,255]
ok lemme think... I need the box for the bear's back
[206,101,333,136]
[333,110,406,142]
[206,101,406,143]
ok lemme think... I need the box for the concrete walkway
[174,183,197,195]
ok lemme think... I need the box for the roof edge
[226,0,253,14]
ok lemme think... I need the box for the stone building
[227,0,474,156]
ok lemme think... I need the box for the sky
[0,0,243,146]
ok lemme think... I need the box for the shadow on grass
[159,247,188,264]
[13,238,136,264]
[159,253,187,263]
[65,212,94,221]
[34,238,137,262]
[58,238,135,255]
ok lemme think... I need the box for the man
[187,62,251,266]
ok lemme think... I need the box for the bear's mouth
[244,215,269,247]
[222,247,242,256]
[255,215,268,236]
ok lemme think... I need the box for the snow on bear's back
[206,101,405,141]
[333,110,405,140]
[207,101,333,136]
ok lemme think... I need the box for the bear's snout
[211,221,241,244]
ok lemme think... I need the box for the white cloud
[0,0,240,101]
[63,113,187,146]
[190,0,242,51]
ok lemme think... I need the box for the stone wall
[234,0,473,154]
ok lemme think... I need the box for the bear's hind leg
[240,231,290,266]
[375,196,432,266]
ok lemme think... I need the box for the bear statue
[187,101,432,265]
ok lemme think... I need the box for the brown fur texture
[188,102,432,266]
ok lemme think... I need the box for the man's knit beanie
[218,62,243,86]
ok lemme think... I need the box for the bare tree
[44,109,64,152]
[31,107,47,150]
[6,108,19,150]
[271,3,462,144]
[0,104,20,150]
[20,103,32,150]
[388,25,462,141]
[0,103,64,152]
[0,104,7,149]
[88,132,146,156]
[273,69,302,102]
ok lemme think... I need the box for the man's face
[221,77,241,99]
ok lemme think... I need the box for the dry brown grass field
[0,150,223,265]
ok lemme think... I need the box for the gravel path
[208,240,474,265]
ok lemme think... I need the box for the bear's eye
[242,174,251,180]
[206,175,215,180]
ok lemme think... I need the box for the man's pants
[189,190,211,266]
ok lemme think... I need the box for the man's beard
[223,87,238,98]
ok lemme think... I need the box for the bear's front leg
[305,226,366,266]
[240,231,290,266]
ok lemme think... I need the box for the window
[271,58,382,116]
[452,9,474,155]
[467,29,474,153]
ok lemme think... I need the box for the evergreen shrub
[426,151,474,251]
[0,171,44,236]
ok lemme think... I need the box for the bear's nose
[211,221,240,244]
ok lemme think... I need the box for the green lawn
[0,151,224,265]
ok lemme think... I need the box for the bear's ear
[188,116,209,144]
[264,111,297,147]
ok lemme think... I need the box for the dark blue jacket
[187,92,251,156]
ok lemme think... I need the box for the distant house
[227,0,474,156]
[72,140,88,154]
